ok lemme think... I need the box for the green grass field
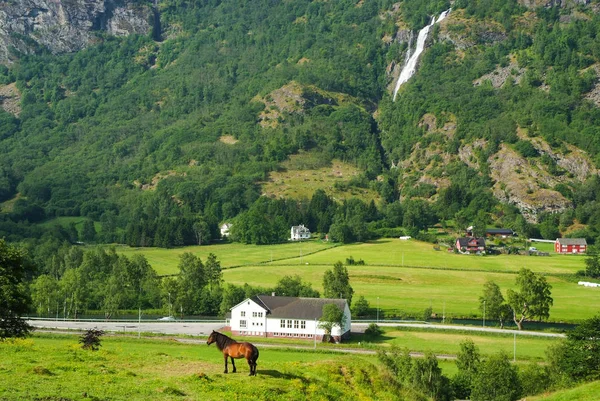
[116,238,599,323]
[222,263,600,322]
[114,241,337,275]
[0,334,408,401]
[529,381,600,401]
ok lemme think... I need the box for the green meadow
[529,381,600,401]
[0,333,412,401]
[113,241,337,275]
[117,238,599,323]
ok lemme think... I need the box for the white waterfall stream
[392,9,451,101]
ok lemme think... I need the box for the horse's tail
[252,346,259,364]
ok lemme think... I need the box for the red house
[555,238,587,254]
[456,237,486,254]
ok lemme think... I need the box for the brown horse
[206,331,259,376]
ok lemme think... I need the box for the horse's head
[207,330,216,346]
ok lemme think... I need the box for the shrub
[364,323,383,337]
[79,328,105,351]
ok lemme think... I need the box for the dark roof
[249,295,347,320]
[486,228,515,235]
[456,237,486,247]
[556,238,587,246]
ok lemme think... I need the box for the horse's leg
[247,357,253,376]
[230,357,236,373]
[223,354,228,374]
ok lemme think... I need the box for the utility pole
[483,300,486,327]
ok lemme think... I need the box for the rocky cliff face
[0,0,153,64]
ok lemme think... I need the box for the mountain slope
[1,0,600,245]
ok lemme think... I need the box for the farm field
[292,239,585,275]
[223,264,600,323]
[374,327,558,362]
[118,238,586,277]
[0,334,415,401]
[113,241,336,275]
[115,238,599,322]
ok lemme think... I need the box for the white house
[229,295,351,342]
[290,224,311,241]
[220,223,232,238]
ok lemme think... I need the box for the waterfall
[392,9,451,101]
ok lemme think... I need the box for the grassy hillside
[529,381,600,401]
[118,239,600,323]
[0,334,402,401]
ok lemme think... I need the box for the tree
[177,252,206,314]
[411,351,452,401]
[204,253,222,290]
[548,315,600,382]
[318,303,346,343]
[584,248,600,278]
[193,218,211,245]
[80,219,96,243]
[479,281,511,328]
[31,274,60,317]
[471,352,521,401]
[0,239,33,338]
[507,268,553,330]
[322,261,354,305]
[351,295,370,317]
[274,275,319,297]
[452,339,481,399]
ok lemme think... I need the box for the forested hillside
[1,0,600,248]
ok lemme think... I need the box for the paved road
[29,319,565,338]
[29,319,226,336]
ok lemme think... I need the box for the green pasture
[223,264,600,322]
[0,334,404,401]
[529,380,600,401]
[118,238,585,276]
[293,239,585,275]
[369,327,559,362]
[115,239,597,322]
[114,241,336,276]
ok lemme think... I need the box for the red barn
[555,238,587,254]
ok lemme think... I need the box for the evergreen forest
[1,0,600,249]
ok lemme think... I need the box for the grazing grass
[293,239,585,275]
[118,238,585,276]
[528,380,600,401]
[361,327,559,362]
[0,334,411,401]
[116,238,598,322]
[261,155,380,203]
[114,240,336,276]
[223,264,600,322]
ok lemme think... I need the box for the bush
[79,328,105,351]
[364,323,384,337]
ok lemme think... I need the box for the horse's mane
[212,331,237,351]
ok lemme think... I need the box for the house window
[301,321,306,329]
[240,320,247,328]
[287,319,292,328]
[294,320,299,329]
[252,312,257,317]
[258,312,263,317]
[241,311,245,317]
[280,320,285,328]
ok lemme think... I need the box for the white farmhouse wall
[230,299,267,335]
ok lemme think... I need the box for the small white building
[290,224,311,241]
[229,295,351,342]
[220,223,232,238]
